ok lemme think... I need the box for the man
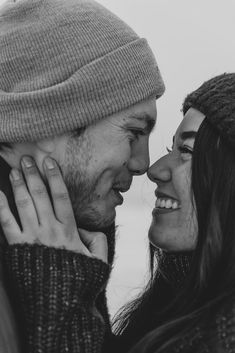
[0,0,165,351]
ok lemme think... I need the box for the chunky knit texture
[183,73,235,147]
[0,0,165,143]
[128,252,235,353]
[3,244,111,353]
[155,249,193,289]
[3,244,235,353]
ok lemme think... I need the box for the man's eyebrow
[180,131,197,140]
[129,113,156,133]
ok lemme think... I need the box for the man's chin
[77,211,116,232]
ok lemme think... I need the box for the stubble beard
[63,170,97,229]
[62,132,114,231]
[60,133,117,264]
[63,163,115,231]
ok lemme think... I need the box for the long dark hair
[113,118,235,352]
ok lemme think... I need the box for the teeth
[160,200,166,208]
[165,200,172,209]
[156,198,179,209]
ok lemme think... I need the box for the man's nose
[128,140,150,175]
[147,154,171,183]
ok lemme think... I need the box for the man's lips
[111,182,132,205]
[112,181,132,193]
[112,189,124,205]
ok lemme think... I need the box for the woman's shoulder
[175,295,235,353]
[211,292,235,352]
[215,292,235,326]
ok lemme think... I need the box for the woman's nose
[147,154,171,183]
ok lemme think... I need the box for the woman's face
[148,108,205,252]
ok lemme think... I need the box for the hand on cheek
[0,156,108,264]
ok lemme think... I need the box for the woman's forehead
[176,108,206,139]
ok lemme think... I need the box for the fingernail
[10,169,21,181]
[22,156,34,168]
[44,157,55,170]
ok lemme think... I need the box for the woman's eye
[178,145,193,155]
[166,146,172,153]
[166,145,192,156]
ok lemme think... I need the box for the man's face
[54,98,157,230]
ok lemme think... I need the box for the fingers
[20,156,54,224]
[0,190,22,244]
[10,168,39,231]
[79,228,108,263]
[43,157,76,225]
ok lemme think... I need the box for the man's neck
[99,223,116,266]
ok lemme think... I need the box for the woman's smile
[153,190,181,215]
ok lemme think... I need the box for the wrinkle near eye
[110,125,132,144]
[106,120,127,137]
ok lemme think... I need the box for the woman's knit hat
[183,73,235,146]
[0,0,165,143]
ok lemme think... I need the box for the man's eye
[130,129,145,140]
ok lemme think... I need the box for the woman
[0,73,235,353]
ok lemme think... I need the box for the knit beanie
[183,73,235,146]
[0,0,165,143]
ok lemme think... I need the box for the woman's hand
[0,156,108,263]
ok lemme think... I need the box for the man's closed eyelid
[129,128,145,135]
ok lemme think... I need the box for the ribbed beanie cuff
[0,0,165,142]
[183,73,235,146]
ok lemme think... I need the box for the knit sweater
[2,244,235,353]
[0,260,20,353]
[3,244,111,353]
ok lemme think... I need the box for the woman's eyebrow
[171,131,196,147]
[180,131,197,140]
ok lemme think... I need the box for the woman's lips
[152,207,180,216]
[153,190,181,217]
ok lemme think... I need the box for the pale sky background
[0,0,235,318]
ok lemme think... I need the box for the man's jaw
[74,202,116,231]
[72,178,133,231]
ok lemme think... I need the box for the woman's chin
[148,222,196,253]
[148,221,183,252]
[148,223,170,250]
